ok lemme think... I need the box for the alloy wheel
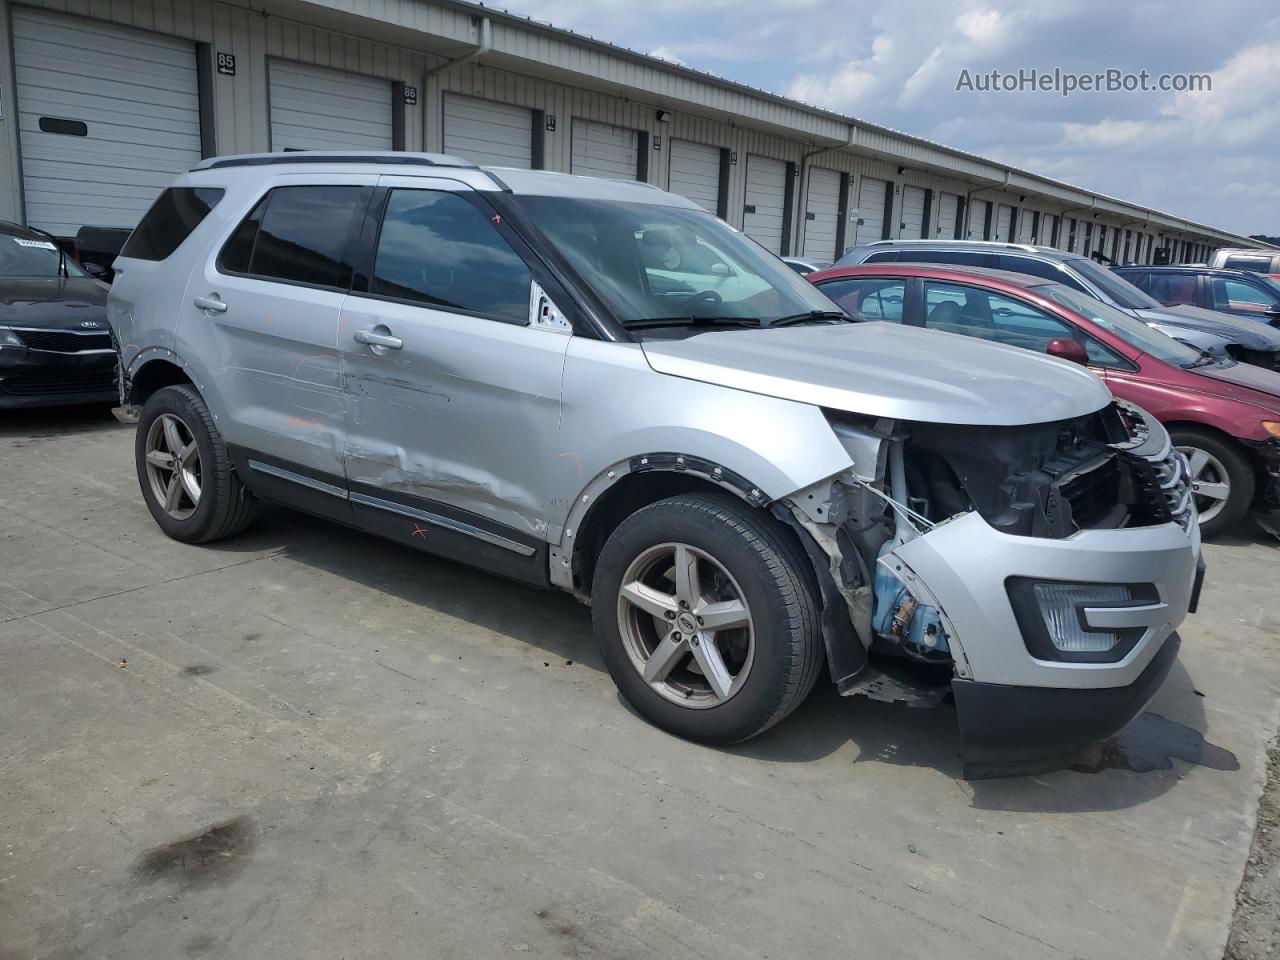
[144,413,202,521]
[1176,444,1231,526]
[616,542,755,708]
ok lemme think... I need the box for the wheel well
[128,359,192,405]
[572,472,742,592]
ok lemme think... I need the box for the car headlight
[0,327,24,349]
[1007,577,1161,663]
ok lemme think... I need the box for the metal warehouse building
[0,0,1261,262]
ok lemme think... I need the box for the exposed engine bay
[781,401,1194,692]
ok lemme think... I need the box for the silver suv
[838,240,1280,369]
[110,154,1201,778]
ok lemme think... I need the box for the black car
[0,221,117,408]
[1115,264,1280,326]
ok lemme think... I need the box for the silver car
[109,154,1202,778]
[837,240,1280,369]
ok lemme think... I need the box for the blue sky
[498,0,1279,235]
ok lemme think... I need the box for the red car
[808,264,1280,537]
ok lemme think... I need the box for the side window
[219,185,365,290]
[922,281,1077,351]
[863,251,899,263]
[121,187,224,261]
[1224,256,1272,273]
[1212,278,1279,312]
[371,189,532,323]
[992,255,1066,283]
[1146,273,1197,305]
[816,278,906,322]
[897,250,987,267]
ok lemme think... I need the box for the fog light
[1007,577,1160,663]
[1032,583,1133,653]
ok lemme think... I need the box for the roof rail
[867,238,1042,253]
[195,152,478,172]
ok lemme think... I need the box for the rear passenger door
[337,177,570,580]
[189,177,375,501]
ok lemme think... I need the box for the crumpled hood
[1137,303,1280,351]
[641,321,1113,426]
[0,277,109,329]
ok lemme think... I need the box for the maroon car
[808,263,1280,537]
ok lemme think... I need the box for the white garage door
[12,9,201,235]
[269,60,392,152]
[937,192,960,239]
[1041,213,1059,247]
[571,119,639,180]
[668,140,720,213]
[743,155,788,254]
[900,186,927,239]
[443,93,532,168]
[854,176,889,245]
[967,199,988,240]
[1016,208,1036,243]
[802,167,842,260]
[994,204,1014,242]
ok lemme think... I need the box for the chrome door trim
[247,459,347,499]
[349,491,536,557]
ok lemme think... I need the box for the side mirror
[710,262,733,277]
[1046,337,1089,366]
[82,261,111,281]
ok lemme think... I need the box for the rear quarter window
[120,187,224,261]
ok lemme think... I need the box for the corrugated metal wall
[0,0,1238,255]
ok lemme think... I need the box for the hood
[641,321,1113,426]
[1184,359,1280,414]
[1137,303,1280,351]
[0,277,110,329]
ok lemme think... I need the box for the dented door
[338,180,569,542]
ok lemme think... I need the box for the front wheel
[591,493,822,744]
[1170,426,1254,538]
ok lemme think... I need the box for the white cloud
[648,46,687,66]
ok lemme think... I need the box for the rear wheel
[591,493,822,744]
[135,385,256,543]
[1170,426,1254,538]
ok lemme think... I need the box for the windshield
[1064,257,1160,310]
[512,196,838,328]
[1038,284,1203,366]
[0,232,85,278]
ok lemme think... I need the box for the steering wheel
[673,289,724,314]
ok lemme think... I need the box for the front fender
[551,338,854,542]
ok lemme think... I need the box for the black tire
[135,385,257,543]
[1169,426,1254,539]
[591,492,822,744]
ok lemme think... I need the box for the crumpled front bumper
[886,510,1201,778]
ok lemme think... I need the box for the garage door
[802,167,842,260]
[854,176,889,245]
[900,186,927,239]
[668,139,720,213]
[443,93,532,168]
[1016,208,1036,243]
[269,60,392,152]
[743,155,788,254]
[12,9,202,235]
[571,119,639,180]
[937,192,959,239]
[1041,213,1058,247]
[967,199,988,240]
[994,204,1014,242]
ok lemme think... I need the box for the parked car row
[99,152,1211,780]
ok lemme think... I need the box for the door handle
[353,328,403,350]
[193,295,228,313]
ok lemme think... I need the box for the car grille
[16,329,113,353]
[0,369,118,397]
[1061,456,1124,529]
[1143,447,1196,530]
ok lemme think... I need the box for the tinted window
[992,255,1067,283]
[248,186,365,289]
[1211,277,1279,311]
[1224,256,1273,273]
[371,190,532,323]
[896,249,987,267]
[121,187,224,261]
[1144,273,1198,306]
[816,277,906,322]
[863,251,898,263]
[218,195,267,274]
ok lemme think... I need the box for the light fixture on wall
[656,109,672,123]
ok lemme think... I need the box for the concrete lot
[1,407,1278,960]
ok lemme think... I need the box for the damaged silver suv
[109,154,1203,777]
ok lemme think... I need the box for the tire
[1169,426,1254,539]
[135,385,257,544]
[591,492,822,744]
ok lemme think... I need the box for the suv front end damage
[784,402,1202,778]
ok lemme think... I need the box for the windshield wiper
[1183,349,1221,369]
[768,310,851,327]
[623,316,763,330]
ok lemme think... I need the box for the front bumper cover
[953,632,1181,779]
[0,347,117,408]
